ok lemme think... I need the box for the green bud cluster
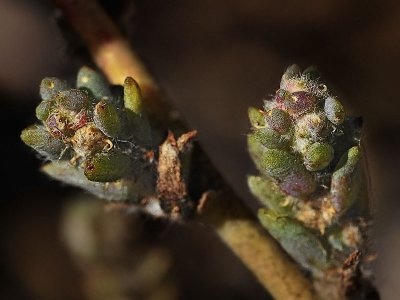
[248,65,368,275]
[21,66,155,201]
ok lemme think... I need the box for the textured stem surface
[54,1,316,299]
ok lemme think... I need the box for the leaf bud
[279,168,316,197]
[77,66,112,100]
[35,100,54,121]
[258,208,329,271]
[40,77,69,101]
[265,108,292,134]
[84,151,130,182]
[303,142,334,171]
[21,125,65,159]
[57,89,90,111]
[248,107,265,128]
[94,100,121,138]
[324,96,345,125]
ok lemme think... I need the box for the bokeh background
[1,0,400,299]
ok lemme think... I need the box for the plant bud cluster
[21,67,154,201]
[248,65,368,275]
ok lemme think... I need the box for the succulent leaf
[248,176,292,215]
[40,77,69,101]
[84,151,131,182]
[279,168,316,197]
[93,100,121,138]
[324,96,345,125]
[21,125,65,159]
[42,161,132,201]
[258,208,329,271]
[250,128,290,150]
[57,89,90,111]
[248,107,266,128]
[76,66,112,100]
[330,146,362,213]
[123,77,152,145]
[303,142,334,171]
[124,77,144,116]
[265,108,292,134]
[35,100,54,121]
[260,148,297,180]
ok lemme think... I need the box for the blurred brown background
[1,0,400,299]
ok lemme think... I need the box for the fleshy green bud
[279,168,316,197]
[324,96,345,125]
[248,176,292,215]
[77,66,112,100]
[260,148,297,180]
[57,89,90,111]
[295,113,329,141]
[275,89,292,105]
[21,125,65,159]
[250,128,289,149]
[40,77,69,101]
[247,65,368,278]
[258,208,329,271]
[123,77,152,145]
[330,146,362,213]
[247,134,267,173]
[303,142,334,171]
[265,108,292,134]
[35,100,54,121]
[42,161,131,201]
[284,91,316,117]
[124,77,144,116]
[248,107,265,128]
[93,100,121,138]
[84,151,130,182]
[280,66,308,93]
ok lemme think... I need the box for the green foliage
[247,65,368,275]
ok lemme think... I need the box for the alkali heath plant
[21,66,196,219]
[247,65,372,297]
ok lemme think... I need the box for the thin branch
[54,1,317,299]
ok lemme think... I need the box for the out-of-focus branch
[54,1,316,299]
